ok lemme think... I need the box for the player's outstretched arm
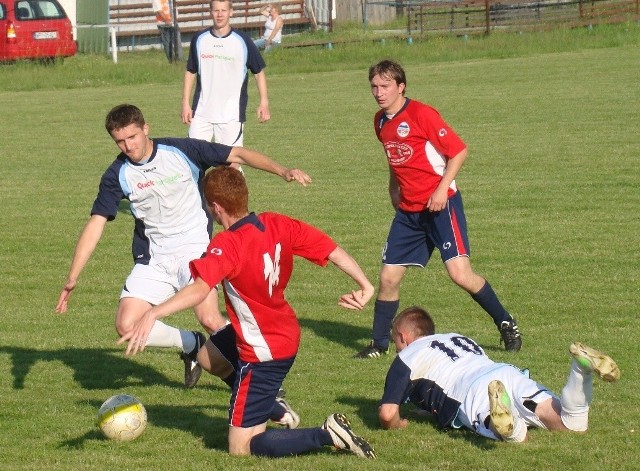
[328,246,374,310]
[227,147,312,186]
[55,215,108,314]
[118,278,211,355]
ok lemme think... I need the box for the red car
[0,0,76,61]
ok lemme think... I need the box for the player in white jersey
[181,0,270,151]
[379,306,620,442]
[55,104,311,389]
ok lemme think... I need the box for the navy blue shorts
[382,191,471,266]
[229,356,295,428]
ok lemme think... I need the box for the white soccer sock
[145,320,186,350]
[560,360,592,431]
[502,414,528,443]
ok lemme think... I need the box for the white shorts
[188,115,244,146]
[454,364,556,440]
[120,252,202,305]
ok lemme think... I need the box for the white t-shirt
[262,16,282,44]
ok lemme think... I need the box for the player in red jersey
[119,167,376,459]
[355,60,522,359]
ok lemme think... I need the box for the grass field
[0,24,639,471]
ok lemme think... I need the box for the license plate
[34,31,57,39]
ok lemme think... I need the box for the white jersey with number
[381,333,553,436]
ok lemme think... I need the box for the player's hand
[55,279,77,314]
[338,286,374,310]
[257,104,271,123]
[181,103,193,125]
[283,168,312,187]
[117,309,157,356]
[426,187,448,212]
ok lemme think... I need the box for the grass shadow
[59,400,229,451]
[298,318,372,352]
[0,346,182,390]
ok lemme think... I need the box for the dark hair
[392,306,435,337]
[105,104,145,135]
[368,60,407,94]
[203,166,249,217]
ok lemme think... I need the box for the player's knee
[378,272,402,292]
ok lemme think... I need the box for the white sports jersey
[381,334,501,428]
[381,333,552,434]
[91,138,231,263]
[186,28,266,124]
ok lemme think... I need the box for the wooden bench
[109,0,312,47]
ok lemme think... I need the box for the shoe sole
[488,380,514,438]
[570,343,620,382]
[325,414,376,459]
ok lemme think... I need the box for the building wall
[335,0,396,25]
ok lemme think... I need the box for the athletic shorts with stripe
[382,191,471,266]
[229,357,295,428]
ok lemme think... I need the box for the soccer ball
[97,394,147,441]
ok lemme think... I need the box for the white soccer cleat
[323,413,376,459]
[272,397,300,429]
[570,342,620,382]
[488,380,514,439]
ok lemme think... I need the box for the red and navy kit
[374,99,467,212]
[190,212,337,363]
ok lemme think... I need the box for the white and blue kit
[186,27,266,124]
[381,333,554,439]
[91,138,232,304]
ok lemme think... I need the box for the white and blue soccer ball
[97,394,147,441]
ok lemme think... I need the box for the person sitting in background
[254,3,283,51]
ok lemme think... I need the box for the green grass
[1,23,639,471]
[0,21,638,91]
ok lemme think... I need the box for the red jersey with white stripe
[374,99,467,212]
[190,212,337,363]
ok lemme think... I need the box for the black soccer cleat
[353,341,388,359]
[180,331,206,388]
[499,320,522,352]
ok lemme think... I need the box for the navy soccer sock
[471,281,512,328]
[249,428,332,457]
[372,299,400,349]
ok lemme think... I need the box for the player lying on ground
[119,167,376,458]
[379,306,620,442]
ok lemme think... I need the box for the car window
[0,4,6,20]
[15,0,65,20]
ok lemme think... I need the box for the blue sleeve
[236,29,265,74]
[157,137,232,171]
[90,157,126,221]
[186,29,204,73]
[380,356,412,406]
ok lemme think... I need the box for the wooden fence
[402,0,639,35]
